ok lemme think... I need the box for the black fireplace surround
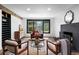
[60,23,79,51]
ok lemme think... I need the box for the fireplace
[61,32,76,51]
[60,23,79,51]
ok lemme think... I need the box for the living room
[0,4,79,55]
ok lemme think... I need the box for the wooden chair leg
[15,47,18,55]
[37,45,39,55]
[27,41,29,55]
[3,46,5,55]
[46,40,48,55]
[46,45,48,55]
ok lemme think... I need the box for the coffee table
[28,38,46,55]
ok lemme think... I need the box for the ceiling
[2,4,77,18]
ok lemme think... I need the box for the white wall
[11,15,22,39]
[53,12,65,37]
[0,9,2,50]
[22,18,27,35]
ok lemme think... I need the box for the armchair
[31,30,43,39]
[46,39,70,55]
[31,34,43,39]
[46,40,61,55]
[2,39,29,55]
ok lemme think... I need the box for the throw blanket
[59,39,70,55]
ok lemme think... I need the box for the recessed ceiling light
[26,8,31,11]
[48,8,51,11]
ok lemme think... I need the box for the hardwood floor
[71,51,79,55]
[0,49,79,55]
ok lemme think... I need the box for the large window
[27,19,50,33]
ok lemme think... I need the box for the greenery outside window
[27,19,50,33]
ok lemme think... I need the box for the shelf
[2,11,11,43]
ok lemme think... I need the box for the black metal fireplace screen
[63,32,76,51]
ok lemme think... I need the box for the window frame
[27,19,50,34]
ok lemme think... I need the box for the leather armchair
[2,39,29,55]
[31,34,43,39]
[46,40,61,55]
[46,39,70,55]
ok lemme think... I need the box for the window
[44,20,50,33]
[27,19,50,33]
[27,20,33,33]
